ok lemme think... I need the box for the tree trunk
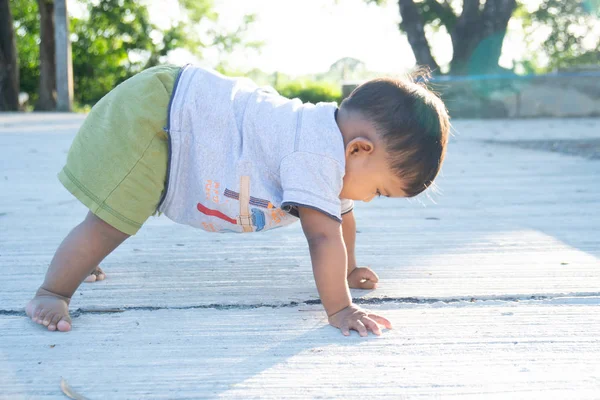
[450,0,516,75]
[54,0,73,111]
[36,0,57,111]
[397,0,440,73]
[0,0,19,111]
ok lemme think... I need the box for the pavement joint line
[3,293,600,317]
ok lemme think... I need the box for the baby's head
[337,71,450,201]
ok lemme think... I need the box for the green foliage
[178,0,217,22]
[365,0,457,35]
[520,0,600,72]
[146,0,217,66]
[275,80,342,104]
[71,0,156,104]
[317,57,368,81]
[407,0,457,33]
[12,0,261,107]
[210,14,264,70]
[12,0,41,104]
[367,0,599,74]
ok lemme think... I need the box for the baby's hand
[328,304,392,337]
[347,266,379,289]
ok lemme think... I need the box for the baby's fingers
[351,320,368,337]
[357,279,377,290]
[368,313,393,330]
[340,325,351,336]
[348,267,380,289]
[362,267,379,283]
[361,316,382,336]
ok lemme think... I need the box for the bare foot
[26,288,72,332]
[83,265,105,283]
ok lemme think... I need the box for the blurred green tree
[517,0,600,73]
[36,0,56,110]
[323,57,367,81]
[70,0,156,104]
[12,0,39,105]
[367,0,517,75]
[368,0,599,75]
[144,0,215,68]
[212,15,264,72]
[275,80,342,104]
[13,0,260,107]
[12,0,57,110]
[0,0,19,111]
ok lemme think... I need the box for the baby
[26,64,450,336]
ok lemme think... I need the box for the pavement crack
[3,293,600,317]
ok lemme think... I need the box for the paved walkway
[1,114,599,399]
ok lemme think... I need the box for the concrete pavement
[1,114,599,399]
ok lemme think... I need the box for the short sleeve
[279,152,344,222]
[341,199,354,215]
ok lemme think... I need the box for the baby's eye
[376,189,382,198]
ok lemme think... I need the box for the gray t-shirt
[158,65,354,233]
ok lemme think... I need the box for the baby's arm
[341,210,379,289]
[299,207,391,336]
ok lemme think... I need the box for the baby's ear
[346,137,374,156]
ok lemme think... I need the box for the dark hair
[340,69,450,197]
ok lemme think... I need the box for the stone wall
[342,71,600,119]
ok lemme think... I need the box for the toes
[57,317,72,332]
[29,304,45,324]
[33,305,43,321]
[84,266,106,283]
[47,314,62,331]
[94,266,105,281]
[42,309,58,327]
[37,309,50,325]
[27,296,72,330]
[25,301,36,318]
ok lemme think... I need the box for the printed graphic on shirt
[205,180,221,204]
[196,176,270,232]
[196,203,266,231]
[223,188,274,209]
[268,207,287,226]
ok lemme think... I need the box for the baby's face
[340,145,405,202]
[336,110,406,201]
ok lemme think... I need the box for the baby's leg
[26,212,129,331]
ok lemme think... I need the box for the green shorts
[58,64,181,235]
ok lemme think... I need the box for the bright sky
[144,0,416,74]
[71,0,551,75]
[208,0,417,75]
[158,0,549,75]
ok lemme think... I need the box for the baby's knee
[84,212,131,241]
